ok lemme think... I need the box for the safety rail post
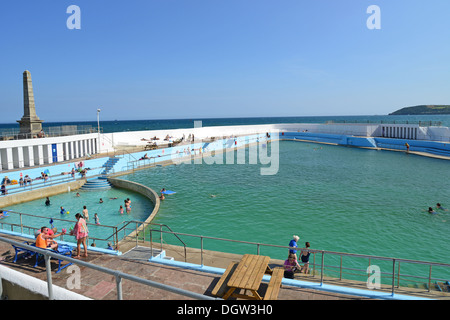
[150,229,153,258]
[135,222,138,247]
[116,274,123,300]
[391,259,396,296]
[320,251,325,286]
[45,254,54,300]
[428,265,432,292]
[114,226,119,251]
[200,236,204,266]
[159,225,163,249]
[312,253,316,277]
[19,213,23,234]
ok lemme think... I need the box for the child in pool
[94,213,100,225]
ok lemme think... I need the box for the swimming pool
[2,138,449,284]
[120,140,450,282]
[3,187,154,249]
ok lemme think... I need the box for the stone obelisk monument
[17,70,44,138]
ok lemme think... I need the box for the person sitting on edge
[35,226,65,250]
[283,253,301,279]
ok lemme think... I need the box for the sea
[1,114,450,134]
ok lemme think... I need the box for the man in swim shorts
[35,226,65,250]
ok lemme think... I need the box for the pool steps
[121,246,174,261]
[101,157,120,175]
[80,157,122,190]
[81,177,113,190]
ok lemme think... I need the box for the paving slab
[1,234,443,301]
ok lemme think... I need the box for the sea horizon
[1,114,449,134]
[0,114,389,125]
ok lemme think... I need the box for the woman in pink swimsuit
[71,213,89,258]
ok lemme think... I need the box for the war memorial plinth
[17,70,44,139]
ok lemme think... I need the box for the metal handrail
[1,174,80,197]
[3,209,450,296]
[0,210,119,250]
[116,221,188,262]
[0,236,216,300]
[145,228,450,296]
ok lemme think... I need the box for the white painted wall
[0,133,98,171]
[0,264,90,300]
[1,124,449,172]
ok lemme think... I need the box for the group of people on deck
[284,235,310,279]
[35,213,89,259]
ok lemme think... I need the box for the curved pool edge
[107,177,160,245]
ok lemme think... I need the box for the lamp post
[97,108,101,153]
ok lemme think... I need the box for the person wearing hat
[289,235,300,257]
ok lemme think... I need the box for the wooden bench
[144,143,157,150]
[212,262,238,297]
[263,267,284,300]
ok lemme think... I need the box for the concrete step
[81,177,112,190]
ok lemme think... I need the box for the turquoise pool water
[3,187,154,248]
[3,140,449,283]
[121,141,450,282]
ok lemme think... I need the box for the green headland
[390,105,450,115]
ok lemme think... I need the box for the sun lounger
[12,241,38,264]
[12,242,74,273]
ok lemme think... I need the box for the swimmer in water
[437,203,448,211]
[428,207,437,214]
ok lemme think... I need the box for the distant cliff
[390,105,450,115]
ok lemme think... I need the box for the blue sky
[1,0,450,122]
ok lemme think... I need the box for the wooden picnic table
[222,254,272,300]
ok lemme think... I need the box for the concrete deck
[0,234,369,300]
[1,234,448,301]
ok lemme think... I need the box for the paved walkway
[0,234,368,300]
[2,234,449,300]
